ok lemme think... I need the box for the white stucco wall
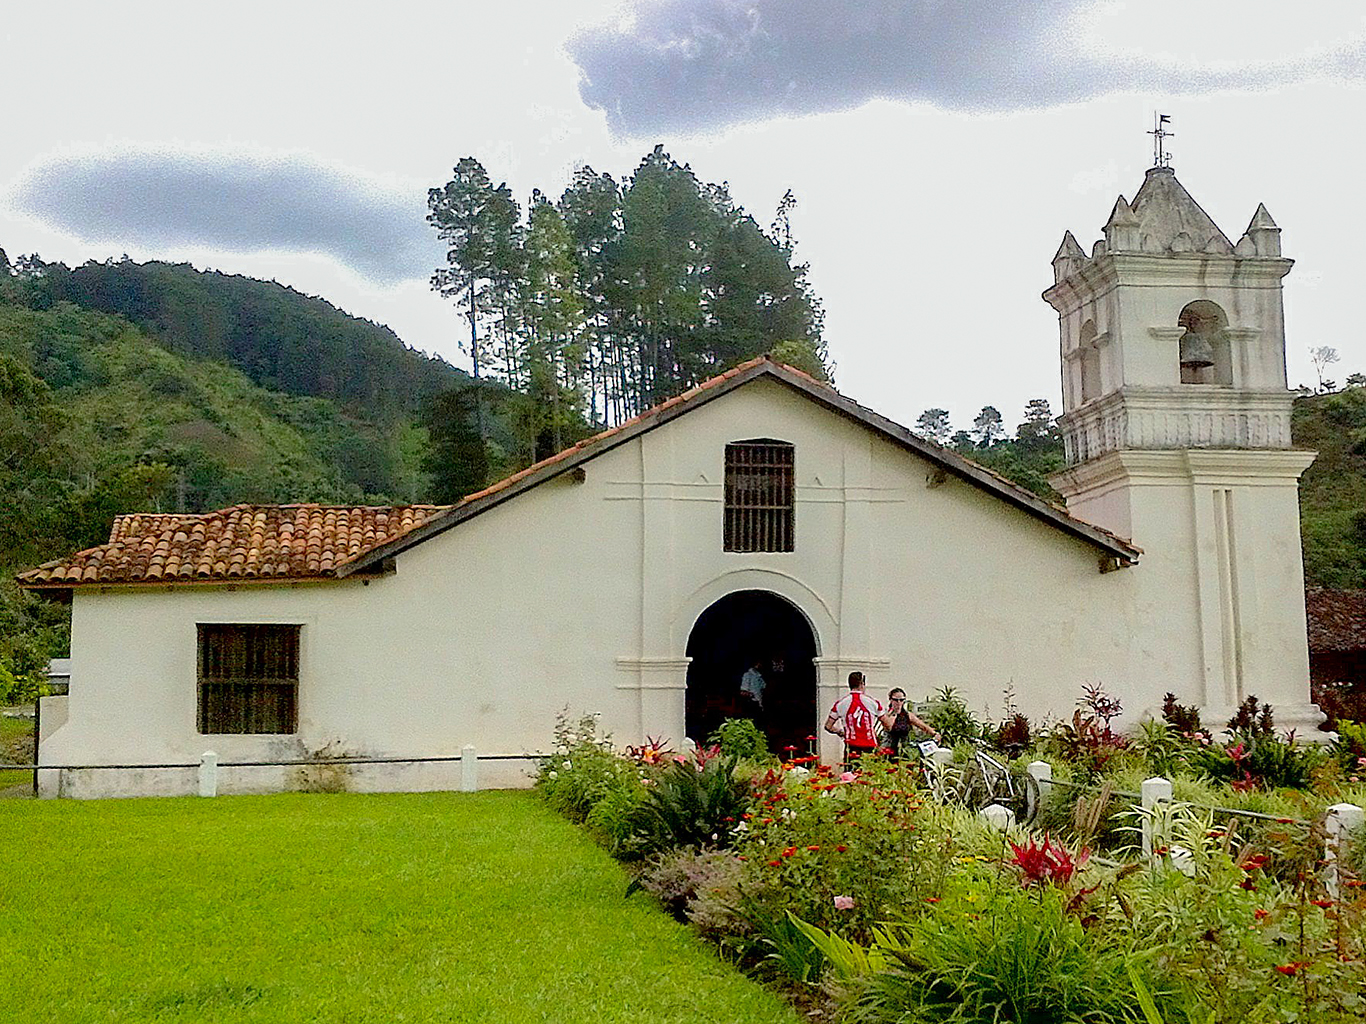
[39,376,1311,798]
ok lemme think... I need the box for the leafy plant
[707,718,772,762]
[536,710,642,824]
[631,847,743,926]
[1134,718,1192,779]
[1161,692,1204,736]
[849,887,1149,1024]
[1330,720,1366,777]
[993,712,1032,754]
[1226,695,1275,738]
[624,752,748,856]
[923,687,982,746]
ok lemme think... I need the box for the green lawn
[0,791,800,1024]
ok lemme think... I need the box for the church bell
[1179,328,1215,370]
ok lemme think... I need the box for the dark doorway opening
[685,590,818,757]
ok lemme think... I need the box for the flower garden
[536,689,1366,1023]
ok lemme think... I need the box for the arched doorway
[685,590,818,757]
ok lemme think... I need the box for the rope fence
[4,749,544,798]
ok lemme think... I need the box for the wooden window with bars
[197,624,300,734]
[724,440,795,552]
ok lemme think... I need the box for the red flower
[1312,899,1334,909]
[781,846,797,858]
[1254,909,1270,920]
[836,844,848,853]
[1009,834,1090,887]
[767,860,781,867]
[1275,962,1306,977]
[806,845,820,852]
[761,818,772,825]
[1240,878,1257,891]
[925,897,940,903]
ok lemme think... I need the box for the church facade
[21,166,1323,798]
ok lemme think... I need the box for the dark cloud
[568,0,1366,136]
[10,150,437,284]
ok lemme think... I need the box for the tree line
[424,146,828,491]
[912,399,1066,500]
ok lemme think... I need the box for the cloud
[568,0,1366,137]
[8,149,439,285]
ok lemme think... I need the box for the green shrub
[536,711,642,824]
[0,661,45,706]
[632,848,744,929]
[1194,732,1325,791]
[848,887,1147,1024]
[624,751,749,857]
[585,780,648,856]
[922,687,981,745]
[707,718,772,762]
[738,760,939,942]
[1133,718,1193,779]
[1331,720,1366,776]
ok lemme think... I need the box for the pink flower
[833,895,855,910]
[839,771,857,783]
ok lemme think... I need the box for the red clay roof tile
[17,504,447,587]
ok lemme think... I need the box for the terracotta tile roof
[1306,588,1366,652]
[18,504,447,587]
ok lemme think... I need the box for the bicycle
[914,738,1040,826]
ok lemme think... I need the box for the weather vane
[1149,112,1174,168]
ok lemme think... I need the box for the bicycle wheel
[1006,770,1040,826]
[958,762,991,811]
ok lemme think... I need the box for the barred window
[724,440,795,552]
[197,624,300,734]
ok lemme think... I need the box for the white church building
[21,163,1323,797]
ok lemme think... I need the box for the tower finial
[1148,112,1174,168]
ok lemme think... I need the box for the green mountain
[19,256,464,422]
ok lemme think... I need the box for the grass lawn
[0,791,800,1024]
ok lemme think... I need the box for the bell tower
[1044,160,1323,732]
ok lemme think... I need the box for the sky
[2,0,1364,433]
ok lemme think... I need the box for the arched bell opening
[684,590,818,757]
[1178,300,1233,385]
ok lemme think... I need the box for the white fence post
[1140,776,1172,861]
[461,745,478,793]
[198,751,218,798]
[979,803,1015,831]
[1027,760,1052,796]
[1325,802,1365,899]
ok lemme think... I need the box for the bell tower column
[1044,163,1323,733]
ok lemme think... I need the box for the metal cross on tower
[1149,112,1174,167]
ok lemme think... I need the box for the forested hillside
[1294,386,1366,588]
[13,255,462,422]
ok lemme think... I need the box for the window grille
[197,624,300,734]
[724,440,795,552]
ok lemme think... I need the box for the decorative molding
[1052,447,1317,497]
[1147,326,1187,343]
[614,656,691,690]
[1058,387,1295,465]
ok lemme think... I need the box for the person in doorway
[824,671,883,764]
[880,687,939,759]
[739,658,766,712]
